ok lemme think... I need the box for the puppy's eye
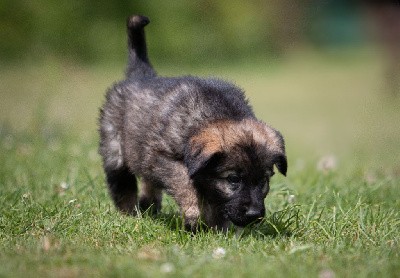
[226,174,241,184]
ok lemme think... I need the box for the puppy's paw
[183,207,201,233]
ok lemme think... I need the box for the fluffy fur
[99,15,287,231]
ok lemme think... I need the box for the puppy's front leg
[153,157,201,231]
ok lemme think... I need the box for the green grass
[1,49,399,277]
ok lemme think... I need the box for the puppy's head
[184,119,287,227]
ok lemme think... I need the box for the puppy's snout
[245,206,265,220]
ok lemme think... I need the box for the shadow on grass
[241,206,301,238]
[140,205,302,239]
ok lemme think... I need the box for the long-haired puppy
[99,15,287,231]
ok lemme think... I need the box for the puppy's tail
[126,15,156,79]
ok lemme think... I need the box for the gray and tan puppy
[99,15,287,231]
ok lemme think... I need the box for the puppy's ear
[273,153,287,176]
[258,122,287,176]
[184,148,222,178]
[184,130,223,178]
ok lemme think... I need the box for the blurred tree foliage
[0,0,363,65]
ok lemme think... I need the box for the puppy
[99,15,287,231]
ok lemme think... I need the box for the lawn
[0,49,399,277]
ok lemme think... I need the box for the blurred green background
[0,0,399,170]
[1,0,365,65]
[1,3,399,276]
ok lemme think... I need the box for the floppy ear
[184,126,224,178]
[273,153,287,176]
[184,146,222,178]
[260,124,287,176]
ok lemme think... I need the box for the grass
[0,49,399,277]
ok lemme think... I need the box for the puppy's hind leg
[139,178,163,215]
[106,167,138,215]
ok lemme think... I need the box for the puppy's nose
[245,207,265,220]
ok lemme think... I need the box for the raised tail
[126,15,156,79]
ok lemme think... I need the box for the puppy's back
[101,15,256,175]
[117,76,254,171]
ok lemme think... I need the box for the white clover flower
[364,172,377,184]
[160,263,175,273]
[60,182,69,190]
[287,194,296,203]
[317,155,337,173]
[212,247,226,259]
[319,269,335,278]
[42,236,51,252]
